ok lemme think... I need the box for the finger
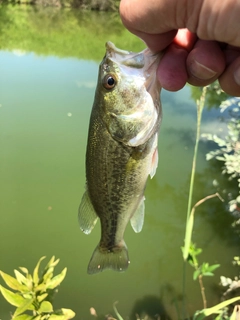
[219,56,240,96]
[156,30,197,91]
[120,0,240,47]
[173,29,197,51]
[131,31,178,53]
[186,40,225,86]
[120,0,182,33]
[157,44,188,91]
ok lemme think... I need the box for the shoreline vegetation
[0,5,145,60]
[0,0,120,9]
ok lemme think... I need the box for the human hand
[120,0,240,96]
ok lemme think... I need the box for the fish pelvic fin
[87,241,130,275]
[78,189,98,234]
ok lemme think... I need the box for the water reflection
[0,6,239,320]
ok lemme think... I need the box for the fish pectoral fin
[78,190,98,235]
[87,241,130,274]
[150,147,158,179]
[130,196,145,233]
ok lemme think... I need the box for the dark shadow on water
[129,295,171,320]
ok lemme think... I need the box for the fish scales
[78,41,162,274]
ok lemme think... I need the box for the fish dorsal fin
[130,197,145,233]
[78,189,98,235]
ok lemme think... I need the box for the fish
[78,41,162,274]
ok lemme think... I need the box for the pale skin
[120,0,240,96]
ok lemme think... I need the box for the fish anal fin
[78,190,98,235]
[130,196,145,233]
[87,241,130,274]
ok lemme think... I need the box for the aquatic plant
[182,86,240,319]
[202,97,240,224]
[0,256,75,320]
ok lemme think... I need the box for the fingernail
[234,67,240,86]
[189,60,217,80]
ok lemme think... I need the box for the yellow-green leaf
[35,283,47,293]
[230,305,240,320]
[194,296,240,320]
[48,309,75,320]
[37,293,48,303]
[45,256,59,271]
[19,267,28,275]
[33,256,46,286]
[13,298,35,317]
[12,314,34,320]
[46,268,67,290]
[14,270,32,291]
[0,285,25,307]
[48,315,65,320]
[39,301,53,313]
[0,271,27,291]
[43,269,53,282]
[14,270,28,285]
[61,308,75,319]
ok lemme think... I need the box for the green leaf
[33,256,46,286]
[183,210,195,261]
[13,314,34,320]
[13,298,35,317]
[202,272,214,277]
[0,271,27,292]
[46,268,67,290]
[194,296,240,320]
[113,302,124,320]
[207,264,220,272]
[0,285,26,307]
[193,269,201,280]
[39,301,53,313]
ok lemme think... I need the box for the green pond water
[0,5,239,320]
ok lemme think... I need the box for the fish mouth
[105,41,161,98]
[105,41,145,69]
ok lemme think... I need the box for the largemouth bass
[78,41,162,274]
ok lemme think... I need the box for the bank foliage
[0,5,143,59]
[0,0,120,10]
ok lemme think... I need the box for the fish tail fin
[87,241,130,275]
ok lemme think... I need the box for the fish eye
[103,74,117,90]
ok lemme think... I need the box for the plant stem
[198,275,207,309]
[182,86,207,319]
[186,86,207,222]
